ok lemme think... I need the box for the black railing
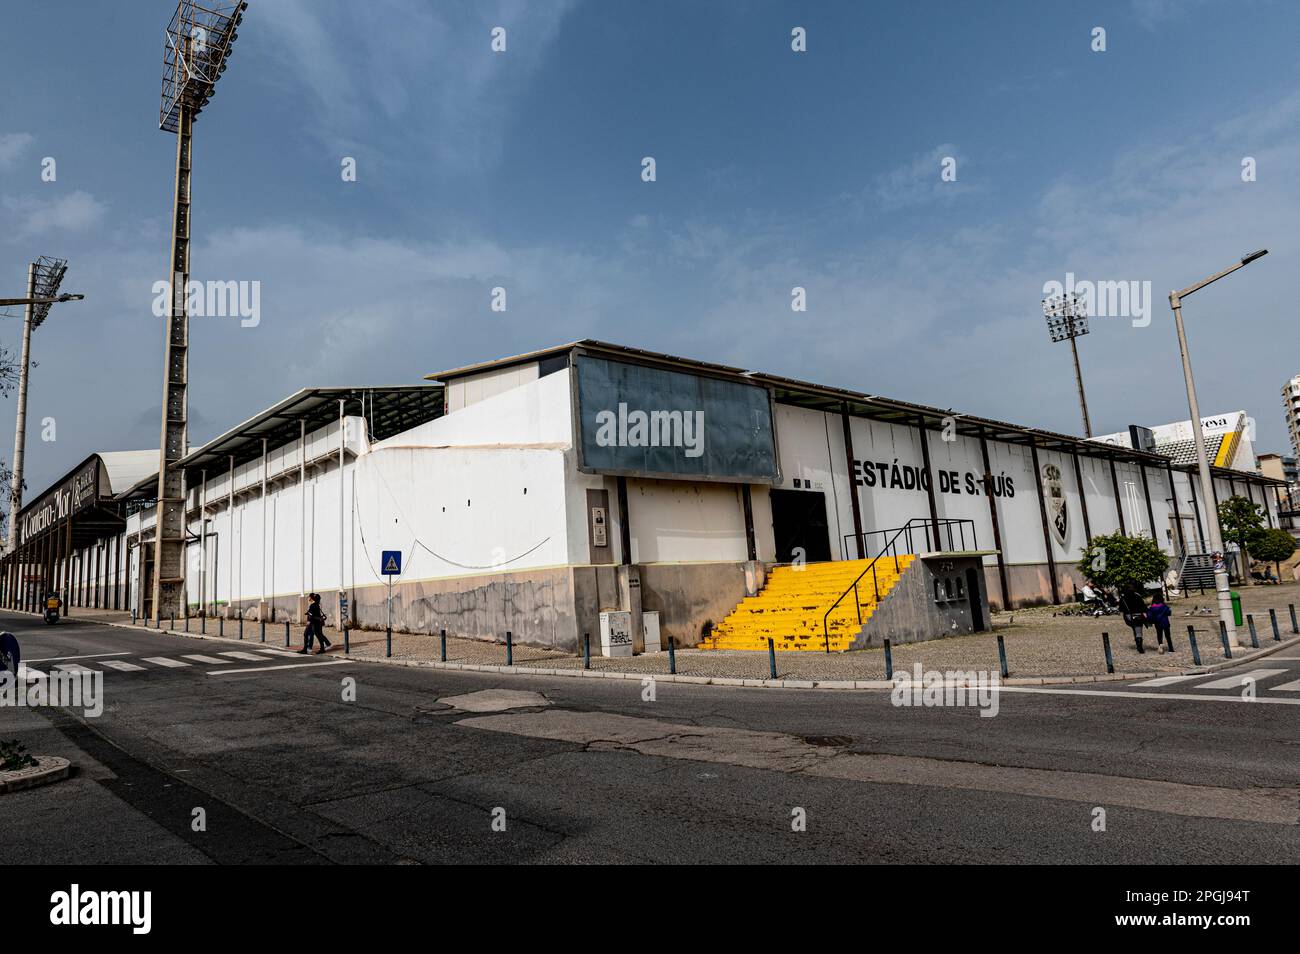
[843,517,978,561]
[824,518,978,653]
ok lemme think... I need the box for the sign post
[381,550,401,658]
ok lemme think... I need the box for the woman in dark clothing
[1119,587,1149,649]
[307,592,331,655]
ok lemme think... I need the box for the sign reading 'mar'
[20,459,99,544]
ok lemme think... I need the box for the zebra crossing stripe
[100,660,147,672]
[219,651,271,661]
[54,663,95,674]
[142,657,190,668]
[1267,678,1300,692]
[180,655,235,665]
[1193,669,1289,690]
[1131,675,1201,687]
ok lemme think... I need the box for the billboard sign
[574,354,779,483]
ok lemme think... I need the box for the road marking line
[256,649,301,657]
[99,660,147,672]
[219,651,271,661]
[54,663,95,673]
[180,654,236,665]
[25,652,130,663]
[207,660,349,676]
[1268,679,1300,692]
[141,656,190,668]
[1192,669,1288,690]
[1131,675,1202,687]
[1002,685,1300,706]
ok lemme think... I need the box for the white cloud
[0,132,34,169]
[2,190,107,240]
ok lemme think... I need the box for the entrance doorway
[770,488,832,563]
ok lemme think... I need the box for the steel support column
[1029,439,1061,605]
[1167,463,1186,554]
[915,415,942,552]
[978,426,1010,611]
[1109,457,1126,535]
[841,403,864,559]
[151,95,192,621]
[1138,463,1157,545]
[1070,451,1093,545]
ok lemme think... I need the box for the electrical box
[599,611,633,657]
[641,611,661,653]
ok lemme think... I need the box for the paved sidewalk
[55,579,1300,687]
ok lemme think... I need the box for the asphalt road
[2,611,1298,864]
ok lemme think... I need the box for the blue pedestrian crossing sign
[381,550,402,576]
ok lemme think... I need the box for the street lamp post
[1044,292,1093,437]
[1168,249,1268,647]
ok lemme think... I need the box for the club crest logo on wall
[1041,463,1068,546]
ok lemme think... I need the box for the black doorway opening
[770,488,832,564]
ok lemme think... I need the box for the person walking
[308,592,331,655]
[1146,590,1173,652]
[1119,586,1149,651]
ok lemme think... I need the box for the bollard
[1291,604,1299,634]
[219,616,224,638]
[883,638,893,681]
[668,636,677,674]
[1219,620,1232,659]
[132,609,137,626]
[284,620,290,647]
[184,614,189,633]
[506,630,513,666]
[1101,632,1114,674]
[260,619,266,643]
[1247,614,1259,649]
[583,633,590,670]
[440,628,447,662]
[996,633,1008,678]
[239,617,244,640]
[201,614,206,635]
[1134,629,1144,654]
[1187,626,1201,666]
[170,614,175,631]
[1269,608,1280,641]
[344,623,350,655]
[767,638,777,680]
[386,624,392,658]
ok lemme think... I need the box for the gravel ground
[59,580,1300,681]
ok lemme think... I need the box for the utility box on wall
[641,610,661,652]
[599,610,633,657]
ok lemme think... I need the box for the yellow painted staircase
[699,555,916,652]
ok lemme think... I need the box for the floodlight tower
[6,256,73,551]
[1043,292,1093,438]
[151,0,247,621]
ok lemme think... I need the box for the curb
[12,610,1300,693]
[0,755,72,795]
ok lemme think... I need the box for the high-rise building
[1284,374,1300,459]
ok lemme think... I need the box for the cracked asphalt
[2,611,1298,863]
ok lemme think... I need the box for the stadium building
[1,341,1286,652]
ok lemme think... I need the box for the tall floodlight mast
[151,0,247,621]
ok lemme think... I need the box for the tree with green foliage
[1249,527,1297,580]
[1218,495,1265,578]
[1077,532,1171,595]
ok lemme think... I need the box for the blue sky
[2,0,1299,496]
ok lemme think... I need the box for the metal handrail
[823,518,977,653]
